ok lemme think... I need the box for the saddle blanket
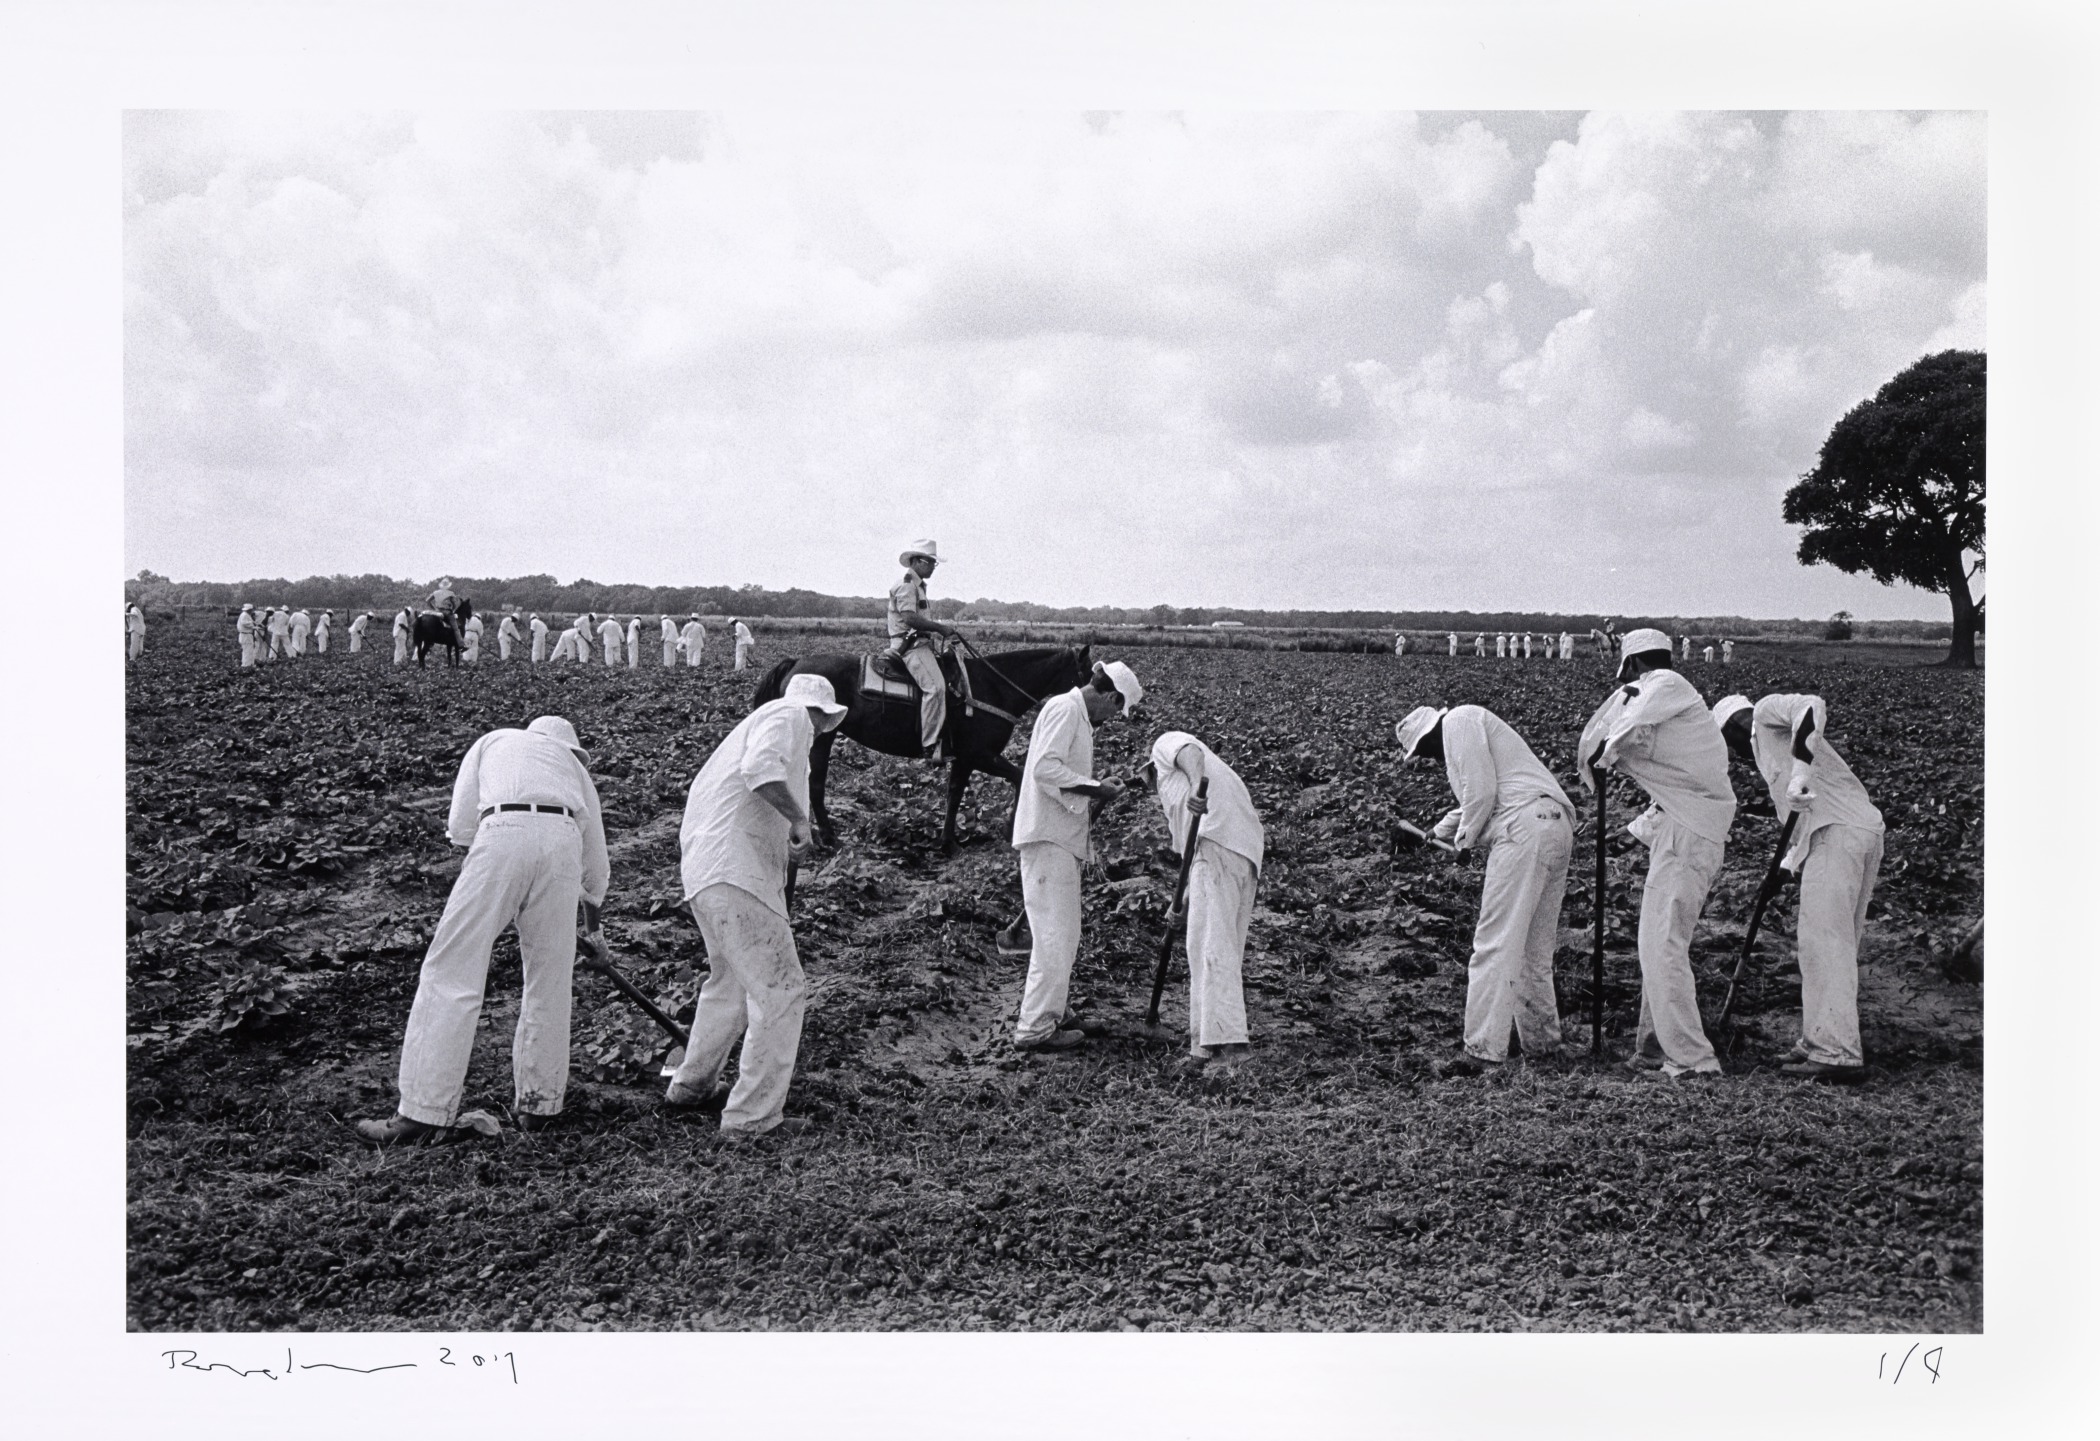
[860,652,918,702]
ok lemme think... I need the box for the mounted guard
[887,539,960,761]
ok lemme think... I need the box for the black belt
[480,803,574,819]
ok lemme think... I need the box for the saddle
[861,648,957,702]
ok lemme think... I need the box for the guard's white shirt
[1150,731,1263,872]
[1436,705,1572,852]
[1745,693,1884,870]
[1579,669,1736,845]
[679,699,816,916]
[444,729,609,903]
[1013,689,1099,863]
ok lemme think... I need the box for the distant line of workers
[231,603,758,672]
[1396,630,1736,665]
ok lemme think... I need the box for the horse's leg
[809,730,837,848]
[941,759,972,856]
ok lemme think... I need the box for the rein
[953,636,1063,722]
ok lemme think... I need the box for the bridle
[951,635,1077,725]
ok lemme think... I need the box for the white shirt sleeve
[1441,708,1497,850]
[1030,704,1095,793]
[736,706,804,792]
[446,735,489,847]
[576,766,610,904]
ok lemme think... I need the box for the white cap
[1394,705,1445,760]
[1094,659,1144,713]
[241,603,253,611]
[1617,627,1673,679]
[784,673,848,717]
[527,715,588,761]
[1712,694,1753,728]
[900,538,941,566]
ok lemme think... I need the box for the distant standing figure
[290,608,312,656]
[268,606,292,660]
[125,603,146,661]
[1560,631,1573,661]
[661,615,679,668]
[1722,640,1735,665]
[1474,634,1486,657]
[1680,635,1692,660]
[237,604,259,667]
[598,615,624,668]
[1495,634,1507,659]
[572,614,595,664]
[462,612,484,664]
[1393,634,1406,657]
[1522,633,1532,659]
[315,610,332,655]
[681,615,707,667]
[498,612,520,661]
[732,618,755,672]
[392,608,412,665]
[1448,633,1459,657]
[625,617,641,669]
[1702,645,1714,663]
[347,612,370,654]
[530,614,548,663]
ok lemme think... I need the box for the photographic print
[122,108,1984,1339]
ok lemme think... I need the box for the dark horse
[411,598,473,668]
[752,643,1091,854]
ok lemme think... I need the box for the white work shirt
[1012,688,1099,863]
[661,617,679,643]
[315,614,330,636]
[445,729,610,903]
[127,608,146,636]
[734,622,754,646]
[499,616,520,640]
[348,615,368,637]
[238,611,258,637]
[1436,705,1572,852]
[1578,668,1736,845]
[393,611,411,635]
[598,619,623,651]
[626,619,640,646]
[464,614,483,637]
[530,617,548,639]
[679,699,816,916]
[291,611,311,633]
[1150,731,1263,872]
[1745,693,1884,870]
[681,620,706,652]
[270,611,291,636]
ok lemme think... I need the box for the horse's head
[456,597,473,623]
[1070,643,1093,688]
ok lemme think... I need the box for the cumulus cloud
[125,109,1983,617]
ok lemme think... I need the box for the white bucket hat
[1094,659,1144,713]
[527,715,589,762]
[1711,694,1753,729]
[900,539,941,566]
[784,672,849,717]
[1394,705,1445,760]
[1616,627,1673,680]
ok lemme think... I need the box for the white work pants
[499,633,513,661]
[1015,842,1084,1043]
[663,639,677,667]
[903,644,945,752]
[240,636,257,667]
[551,633,577,662]
[1464,799,1571,1061]
[392,632,409,665]
[1185,841,1254,1048]
[672,883,807,1135]
[128,631,145,661]
[602,640,620,668]
[396,815,582,1125]
[348,632,363,654]
[1794,824,1881,1066]
[463,639,480,664]
[686,642,704,669]
[269,634,289,659]
[734,640,753,671]
[1630,812,1724,1074]
[291,630,308,656]
[626,639,638,670]
[532,635,546,663]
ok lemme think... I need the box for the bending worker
[1398,704,1572,1070]
[356,715,609,1144]
[666,673,848,1141]
[889,539,961,760]
[1714,692,1884,1083]
[1011,660,1144,1053]
[1578,628,1735,1079]
[1145,730,1262,1069]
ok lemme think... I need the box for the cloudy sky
[124,109,1984,618]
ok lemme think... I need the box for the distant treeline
[123,570,1954,641]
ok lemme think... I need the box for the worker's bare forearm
[753,779,808,826]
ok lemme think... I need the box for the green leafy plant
[205,957,294,1033]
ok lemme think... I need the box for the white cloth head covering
[900,538,941,566]
[1394,705,1445,760]
[527,715,588,761]
[1711,694,1753,728]
[784,672,848,717]
[1095,659,1144,713]
[1616,626,1673,680]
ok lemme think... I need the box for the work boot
[665,1079,731,1112]
[1621,1052,1666,1073]
[720,1116,812,1147]
[1779,1059,1866,1084]
[514,1110,564,1133]
[353,1113,451,1147]
[1013,1028,1086,1054]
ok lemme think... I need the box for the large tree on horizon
[1784,349,1985,668]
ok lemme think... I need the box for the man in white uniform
[661,615,680,668]
[1714,692,1884,1082]
[1393,634,1407,657]
[289,608,311,657]
[625,616,641,669]
[1012,661,1144,1051]
[529,614,548,663]
[1680,635,1692,661]
[1702,645,1714,663]
[1145,730,1262,1067]
[665,674,848,1140]
[1578,629,1735,1078]
[1495,634,1506,659]
[1522,633,1532,659]
[347,612,370,654]
[732,618,755,671]
[1399,704,1573,1069]
[1722,639,1735,665]
[461,612,484,663]
[550,623,579,663]
[314,610,332,655]
[887,540,962,759]
[1560,631,1574,661]
[681,615,707,667]
[572,614,595,664]
[1448,633,1459,658]
[498,612,520,661]
[355,716,610,1144]
[126,603,146,662]
[268,606,292,661]
[1473,634,1486,657]
[237,604,259,667]
[598,614,624,668]
[392,608,412,665]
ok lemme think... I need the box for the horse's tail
[751,655,797,709]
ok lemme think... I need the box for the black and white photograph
[7,3,2094,1437]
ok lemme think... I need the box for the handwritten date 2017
[161,1346,518,1384]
